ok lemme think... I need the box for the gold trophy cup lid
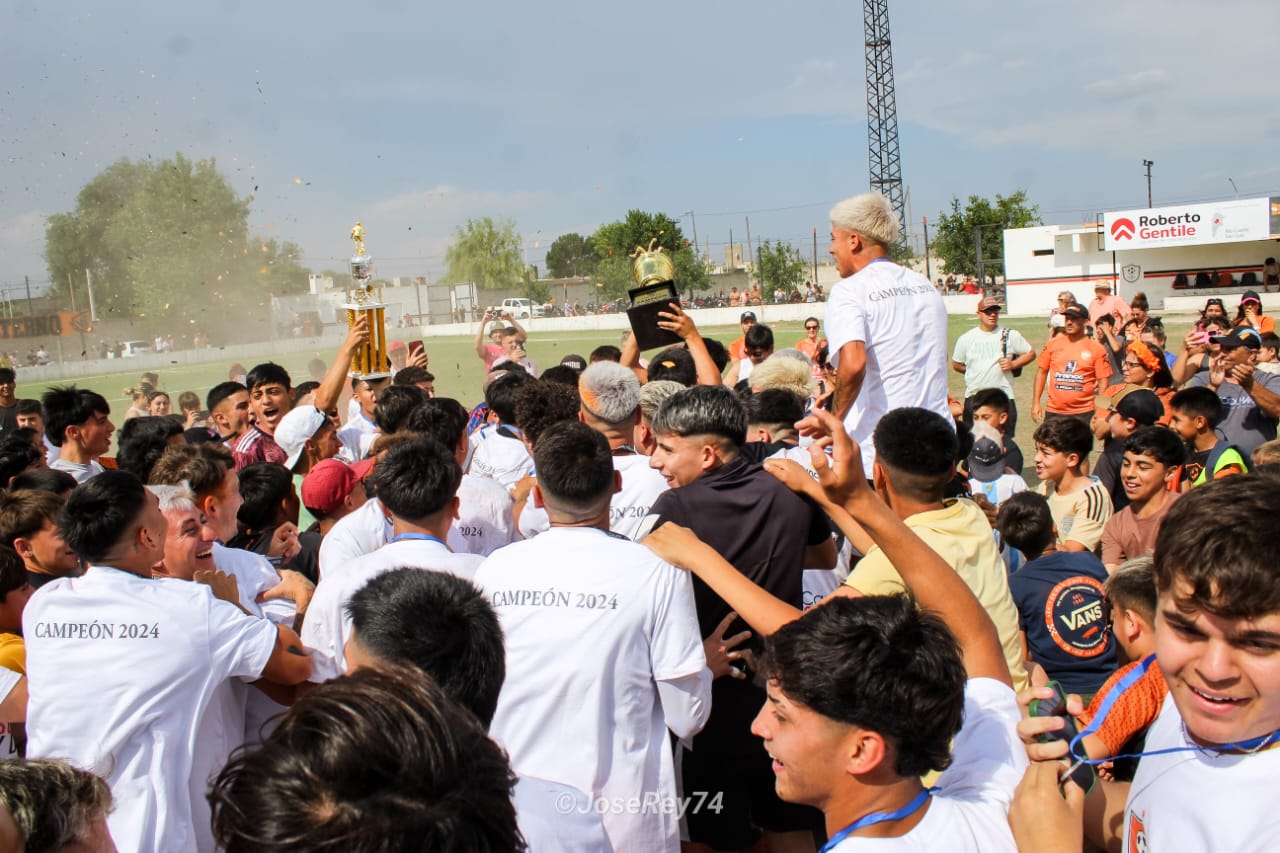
[630,238,675,287]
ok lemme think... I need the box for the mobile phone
[1192,331,1211,346]
[1029,681,1097,794]
[408,340,424,358]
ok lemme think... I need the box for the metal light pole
[1143,159,1154,207]
[1228,178,1240,199]
[922,216,931,280]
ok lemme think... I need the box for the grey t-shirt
[1188,370,1280,456]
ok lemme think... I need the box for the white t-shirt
[476,528,709,853]
[447,473,517,557]
[763,445,849,607]
[1123,694,1280,852]
[317,497,391,580]
[824,260,952,477]
[828,678,1024,852]
[336,410,378,461]
[49,458,105,483]
[468,423,535,489]
[519,453,669,541]
[303,537,484,682]
[951,326,1031,399]
[512,776,615,853]
[24,566,277,853]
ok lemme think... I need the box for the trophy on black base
[343,221,391,379]
[625,239,682,351]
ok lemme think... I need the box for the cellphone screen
[1029,682,1097,794]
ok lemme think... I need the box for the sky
[2,0,1277,296]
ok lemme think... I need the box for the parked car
[121,340,153,358]
[500,297,543,319]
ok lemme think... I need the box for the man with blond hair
[824,192,951,477]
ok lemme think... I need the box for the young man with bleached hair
[24,471,312,852]
[476,421,710,853]
[824,192,951,478]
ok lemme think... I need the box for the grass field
[17,314,1196,469]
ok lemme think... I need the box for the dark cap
[740,311,757,322]
[559,354,587,372]
[1110,385,1164,426]
[967,435,1007,482]
[1214,326,1262,350]
[1241,290,1262,305]
[1062,304,1089,320]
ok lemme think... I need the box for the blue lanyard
[818,787,934,851]
[1070,654,1280,763]
[389,532,446,547]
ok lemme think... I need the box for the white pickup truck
[495,298,545,319]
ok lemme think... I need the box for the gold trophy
[630,238,675,287]
[625,238,681,350]
[342,221,391,379]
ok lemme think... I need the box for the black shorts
[680,737,824,850]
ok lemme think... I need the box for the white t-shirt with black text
[824,260,952,477]
[447,473,517,556]
[476,527,709,853]
[303,537,483,681]
[24,567,277,853]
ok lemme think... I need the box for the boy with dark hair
[469,369,535,489]
[726,323,776,386]
[841,407,1027,691]
[1257,331,1280,375]
[209,667,522,853]
[1169,385,1248,486]
[228,462,319,583]
[41,386,113,483]
[24,471,312,852]
[1032,415,1113,553]
[968,387,1024,472]
[0,368,17,436]
[303,435,481,681]
[0,546,31,676]
[391,364,434,395]
[114,414,185,483]
[643,405,1027,851]
[336,375,391,460]
[590,344,622,363]
[0,490,78,589]
[0,437,42,488]
[14,399,56,466]
[206,381,250,447]
[1094,385,1165,511]
[996,491,1116,696]
[1018,476,1280,851]
[345,568,505,726]
[1101,427,1184,571]
[476,421,709,853]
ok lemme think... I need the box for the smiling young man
[1100,427,1183,572]
[1031,303,1113,427]
[0,490,79,590]
[1017,476,1280,851]
[207,381,251,448]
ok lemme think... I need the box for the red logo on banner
[1111,218,1136,241]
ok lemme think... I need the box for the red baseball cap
[301,457,374,516]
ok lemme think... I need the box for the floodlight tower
[864,0,907,246]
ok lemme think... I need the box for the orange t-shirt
[1039,335,1113,415]
[1079,658,1168,755]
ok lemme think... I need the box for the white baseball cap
[275,406,327,470]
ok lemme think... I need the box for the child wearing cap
[1032,303,1113,426]
[1234,289,1274,333]
[1093,385,1166,513]
[966,422,1027,508]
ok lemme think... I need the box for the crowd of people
[1,191,1278,852]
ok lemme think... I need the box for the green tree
[544,232,597,279]
[756,240,807,297]
[931,191,1040,284]
[442,216,523,290]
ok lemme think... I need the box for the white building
[1002,196,1279,316]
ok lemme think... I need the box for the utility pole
[974,225,984,288]
[85,269,98,322]
[922,217,931,280]
[1143,159,1154,207]
[24,276,33,316]
[729,228,735,270]
[812,227,819,286]
[744,217,753,287]
[684,210,698,259]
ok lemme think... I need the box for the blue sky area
[2,0,1276,292]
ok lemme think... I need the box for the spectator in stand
[824,192,952,478]
[1031,304,1112,426]
[1101,427,1183,572]
[998,491,1116,697]
[1234,289,1274,333]
[952,296,1035,433]
[1088,281,1130,327]
[1185,326,1280,458]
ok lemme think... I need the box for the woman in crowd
[147,390,171,417]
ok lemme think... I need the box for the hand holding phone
[1029,681,1097,795]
